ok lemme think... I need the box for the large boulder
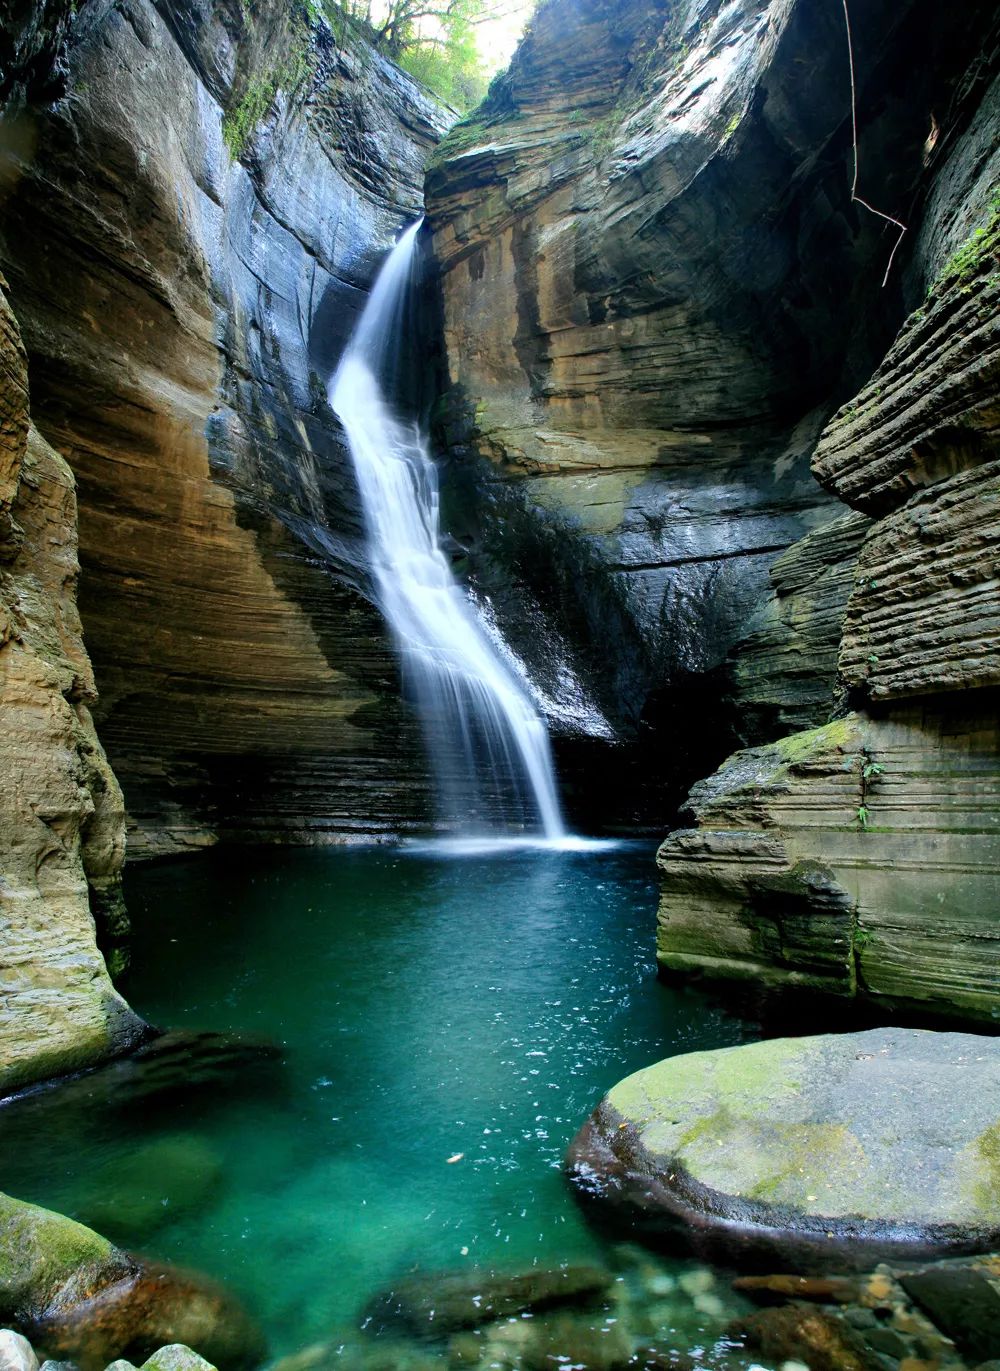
[0,1193,263,1371]
[566,1029,1000,1270]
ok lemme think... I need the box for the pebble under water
[0,844,768,1365]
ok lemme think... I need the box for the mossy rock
[566,1029,1000,1270]
[142,1346,218,1371]
[75,1135,223,1244]
[0,1192,132,1321]
[0,1193,264,1370]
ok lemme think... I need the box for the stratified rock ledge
[566,1029,1000,1271]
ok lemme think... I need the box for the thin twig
[841,0,907,287]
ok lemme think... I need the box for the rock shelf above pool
[566,1029,1000,1269]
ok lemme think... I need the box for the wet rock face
[566,1029,1000,1270]
[426,0,996,823]
[0,0,75,107]
[0,0,449,854]
[725,512,872,746]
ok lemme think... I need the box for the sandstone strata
[0,282,144,1093]
[656,708,1000,1021]
[839,460,1000,701]
[657,63,1000,1015]
[426,0,996,824]
[726,512,871,745]
[1,0,449,855]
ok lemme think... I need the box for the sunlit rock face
[426,0,995,830]
[1,0,450,855]
[0,282,146,1093]
[657,71,1000,1021]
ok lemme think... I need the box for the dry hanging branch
[841,0,908,287]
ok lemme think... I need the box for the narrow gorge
[0,0,998,1366]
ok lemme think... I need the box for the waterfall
[329,220,567,842]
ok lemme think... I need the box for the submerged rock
[364,1265,613,1336]
[566,1029,1000,1269]
[733,1305,882,1371]
[727,1256,1000,1369]
[899,1263,1000,1364]
[731,1274,864,1307]
[0,1193,263,1371]
[75,1135,223,1244]
[0,1330,39,1371]
[29,1264,264,1371]
[141,1347,218,1371]
[0,1031,281,1142]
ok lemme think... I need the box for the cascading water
[329,220,566,842]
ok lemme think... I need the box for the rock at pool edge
[565,1028,1000,1269]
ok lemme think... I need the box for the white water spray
[329,220,566,841]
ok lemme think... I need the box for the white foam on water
[404,835,623,859]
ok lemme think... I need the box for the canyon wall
[0,0,449,1089]
[0,277,145,1091]
[1,0,996,1089]
[426,0,999,1015]
[425,0,997,830]
[657,72,999,1024]
[1,0,449,858]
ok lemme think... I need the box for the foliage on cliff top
[328,0,532,110]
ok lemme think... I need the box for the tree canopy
[329,0,531,111]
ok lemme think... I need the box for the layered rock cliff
[657,72,1000,1021]
[0,279,145,1092]
[424,0,998,1014]
[1,0,450,857]
[425,0,997,829]
[0,0,452,1089]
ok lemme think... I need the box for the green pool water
[0,843,763,1362]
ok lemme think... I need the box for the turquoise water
[0,844,762,1361]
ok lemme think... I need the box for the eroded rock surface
[1,0,450,854]
[655,58,1000,1012]
[726,512,872,745]
[426,0,996,825]
[657,705,1000,1021]
[566,1029,1000,1269]
[0,280,145,1093]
